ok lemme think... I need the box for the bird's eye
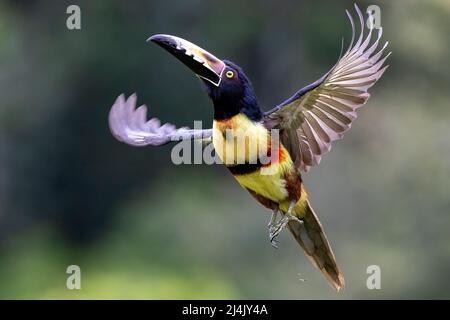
[226,70,234,78]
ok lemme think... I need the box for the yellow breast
[212,113,294,203]
[213,113,269,165]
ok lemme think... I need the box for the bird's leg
[268,209,280,248]
[267,210,279,228]
[269,201,302,244]
[286,201,301,222]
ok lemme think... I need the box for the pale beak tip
[146,35,159,43]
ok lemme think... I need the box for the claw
[269,215,290,241]
[267,201,302,247]
[270,236,279,249]
[268,210,280,248]
[267,203,302,249]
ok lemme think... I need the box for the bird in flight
[109,4,389,291]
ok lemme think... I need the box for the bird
[108,4,389,291]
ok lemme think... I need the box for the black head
[149,35,262,121]
[201,60,261,121]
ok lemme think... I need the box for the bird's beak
[148,34,226,87]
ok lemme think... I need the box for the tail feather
[288,200,345,291]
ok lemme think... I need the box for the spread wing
[263,4,390,172]
[108,93,212,146]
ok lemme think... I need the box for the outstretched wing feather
[263,4,389,172]
[109,93,212,147]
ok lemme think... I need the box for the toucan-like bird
[109,4,389,291]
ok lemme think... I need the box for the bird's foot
[267,210,279,248]
[268,202,301,247]
[269,213,300,244]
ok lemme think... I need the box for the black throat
[213,101,262,121]
[212,86,262,121]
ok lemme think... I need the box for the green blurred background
[0,0,449,299]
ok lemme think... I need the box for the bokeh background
[0,0,449,299]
